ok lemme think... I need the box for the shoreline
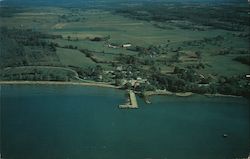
[204,93,242,98]
[0,80,120,89]
[143,90,242,98]
[0,80,243,99]
[143,90,194,97]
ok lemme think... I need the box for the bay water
[1,85,249,159]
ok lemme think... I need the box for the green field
[56,47,96,68]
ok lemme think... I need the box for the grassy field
[56,47,96,68]
[3,8,244,74]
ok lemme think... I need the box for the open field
[56,47,96,68]
[1,7,248,74]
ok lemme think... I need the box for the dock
[119,90,138,109]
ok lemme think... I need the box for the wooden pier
[119,90,138,109]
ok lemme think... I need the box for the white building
[108,44,119,49]
[122,44,132,48]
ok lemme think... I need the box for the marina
[119,90,138,109]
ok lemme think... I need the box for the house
[108,44,119,49]
[122,77,149,87]
[104,70,114,74]
[136,77,148,84]
[116,66,123,71]
[122,44,132,48]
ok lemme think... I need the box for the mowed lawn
[56,47,96,68]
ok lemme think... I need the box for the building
[122,44,132,48]
[116,66,123,71]
[108,44,119,49]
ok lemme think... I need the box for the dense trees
[234,56,250,66]
[116,3,248,31]
[0,27,63,68]
[75,65,104,81]
[116,55,139,65]
[0,67,75,82]
[143,66,250,97]
[0,35,26,68]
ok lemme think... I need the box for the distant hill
[1,0,247,7]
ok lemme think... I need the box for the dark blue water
[1,85,250,159]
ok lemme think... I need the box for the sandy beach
[0,81,120,89]
[0,81,243,99]
[204,93,241,98]
[144,90,194,97]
